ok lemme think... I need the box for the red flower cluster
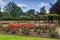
[8,23,35,29]
[30,24,35,28]
[22,24,30,28]
[8,23,22,27]
[8,23,23,30]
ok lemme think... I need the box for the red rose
[23,24,31,28]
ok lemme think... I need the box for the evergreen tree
[3,1,23,18]
[26,9,35,20]
[50,0,60,14]
[26,9,35,15]
[0,6,3,18]
[40,7,46,15]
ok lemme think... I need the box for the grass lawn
[0,34,58,40]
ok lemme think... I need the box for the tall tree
[50,0,60,14]
[3,1,23,18]
[0,6,3,18]
[0,12,2,17]
[26,9,35,20]
[40,7,46,15]
[26,9,35,15]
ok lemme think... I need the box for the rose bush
[21,23,31,35]
[1,22,58,37]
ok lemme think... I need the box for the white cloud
[17,4,27,8]
[0,0,4,4]
[38,2,49,7]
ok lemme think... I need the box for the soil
[0,30,60,39]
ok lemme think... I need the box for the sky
[0,0,57,13]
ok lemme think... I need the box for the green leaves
[3,2,23,18]
[50,0,60,14]
[40,7,46,15]
[26,9,35,15]
[0,1,59,21]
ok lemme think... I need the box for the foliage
[3,2,23,18]
[21,28,30,35]
[40,7,46,15]
[50,0,60,14]
[26,9,35,15]
[0,1,59,21]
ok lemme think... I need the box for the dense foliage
[50,0,60,14]
[0,1,59,21]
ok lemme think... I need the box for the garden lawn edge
[0,34,59,40]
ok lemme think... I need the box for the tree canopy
[50,0,60,14]
[0,1,59,21]
[3,2,23,18]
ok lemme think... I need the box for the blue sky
[0,0,57,13]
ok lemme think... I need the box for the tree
[50,0,60,14]
[26,9,35,15]
[0,6,3,18]
[0,11,3,18]
[3,1,23,18]
[2,12,12,18]
[26,9,35,20]
[49,0,60,23]
[40,7,46,15]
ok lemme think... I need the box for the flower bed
[0,23,59,38]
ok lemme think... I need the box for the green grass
[0,34,58,40]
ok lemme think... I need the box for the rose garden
[0,20,59,38]
[0,0,60,40]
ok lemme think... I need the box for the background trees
[40,7,46,15]
[0,0,59,21]
[49,0,60,23]
[3,2,23,18]
[50,0,60,14]
[26,9,35,20]
[26,9,35,15]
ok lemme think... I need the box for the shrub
[49,30,56,37]
[21,28,30,35]
[48,26,57,37]
[8,23,23,34]
[21,24,30,35]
